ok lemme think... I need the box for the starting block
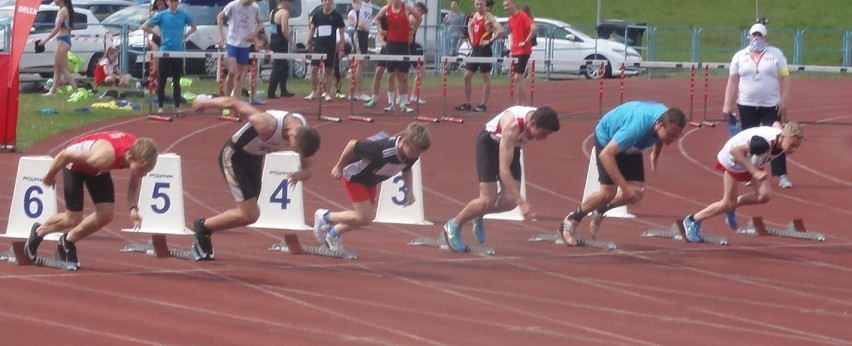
[641,220,728,245]
[0,242,77,270]
[408,233,496,256]
[119,234,195,259]
[528,231,616,250]
[736,217,825,241]
[269,234,357,260]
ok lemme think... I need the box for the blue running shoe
[682,215,703,243]
[443,220,466,252]
[472,216,486,244]
[724,210,738,230]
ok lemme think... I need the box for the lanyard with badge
[751,51,766,81]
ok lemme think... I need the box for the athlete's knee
[64,212,85,226]
[721,199,738,210]
[93,210,115,225]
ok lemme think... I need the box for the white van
[274,0,378,48]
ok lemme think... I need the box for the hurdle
[269,234,357,260]
[408,233,495,256]
[120,154,195,260]
[641,220,729,245]
[0,242,76,270]
[528,231,616,250]
[348,54,425,117]
[735,216,825,241]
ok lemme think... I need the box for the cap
[749,23,767,36]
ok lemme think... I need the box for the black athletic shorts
[476,130,522,183]
[63,168,115,212]
[594,140,645,185]
[385,41,410,73]
[375,46,387,68]
[219,141,264,202]
[512,54,531,74]
[311,44,337,68]
[465,45,493,73]
[354,30,369,54]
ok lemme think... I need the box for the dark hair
[530,107,560,132]
[485,0,494,9]
[296,127,321,158]
[414,2,427,14]
[66,0,76,29]
[659,108,687,128]
[151,0,165,12]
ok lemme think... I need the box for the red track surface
[1,76,851,345]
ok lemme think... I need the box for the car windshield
[102,4,148,28]
[179,0,269,26]
[0,8,12,26]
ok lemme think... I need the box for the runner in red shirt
[25,131,159,270]
[374,0,422,112]
[504,0,536,106]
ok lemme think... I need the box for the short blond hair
[130,137,159,169]
[401,121,431,151]
[783,121,804,139]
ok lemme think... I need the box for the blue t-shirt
[149,10,194,52]
[595,101,668,154]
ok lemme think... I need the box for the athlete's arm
[331,140,357,180]
[497,111,522,205]
[402,170,415,206]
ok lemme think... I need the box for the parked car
[459,17,643,79]
[102,4,149,34]
[285,0,380,49]
[70,0,135,22]
[123,0,271,78]
[0,5,109,78]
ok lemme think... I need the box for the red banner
[1,54,20,149]
[8,0,41,88]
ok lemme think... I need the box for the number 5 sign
[374,160,432,225]
[3,156,60,240]
[122,154,191,234]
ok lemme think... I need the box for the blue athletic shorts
[226,44,251,65]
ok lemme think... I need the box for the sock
[597,203,615,214]
[568,208,586,222]
[328,227,338,238]
[322,210,331,223]
[399,94,409,105]
[387,92,396,105]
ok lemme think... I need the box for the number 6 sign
[3,156,60,240]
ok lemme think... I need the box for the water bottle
[727,113,741,136]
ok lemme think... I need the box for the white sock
[399,94,409,105]
[387,92,396,106]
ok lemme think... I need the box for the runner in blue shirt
[559,101,686,245]
[141,0,196,116]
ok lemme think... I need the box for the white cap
[749,23,767,36]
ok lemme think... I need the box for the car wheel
[582,55,611,80]
[86,53,103,78]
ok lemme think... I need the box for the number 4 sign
[2,156,61,240]
[249,152,311,230]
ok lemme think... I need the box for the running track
[1,76,851,345]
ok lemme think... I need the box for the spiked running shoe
[443,220,466,252]
[313,209,332,244]
[191,219,214,260]
[472,216,486,244]
[588,210,604,239]
[25,222,43,262]
[58,233,80,270]
[364,97,378,108]
[325,232,344,252]
[724,210,738,230]
[682,215,703,243]
[558,213,580,246]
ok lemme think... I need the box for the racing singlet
[66,131,136,175]
[385,4,410,43]
[230,111,307,156]
[469,12,491,47]
[484,106,537,146]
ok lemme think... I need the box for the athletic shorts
[226,44,251,65]
[715,161,753,182]
[475,130,522,183]
[341,178,377,204]
[311,44,336,67]
[375,46,387,68]
[465,45,493,74]
[594,140,644,185]
[512,54,531,74]
[63,168,115,212]
[385,41,410,73]
[219,141,264,202]
[354,30,369,54]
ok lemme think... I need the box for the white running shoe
[304,92,316,100]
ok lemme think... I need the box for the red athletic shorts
[715,161,752,182]
[341,178,377,204]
